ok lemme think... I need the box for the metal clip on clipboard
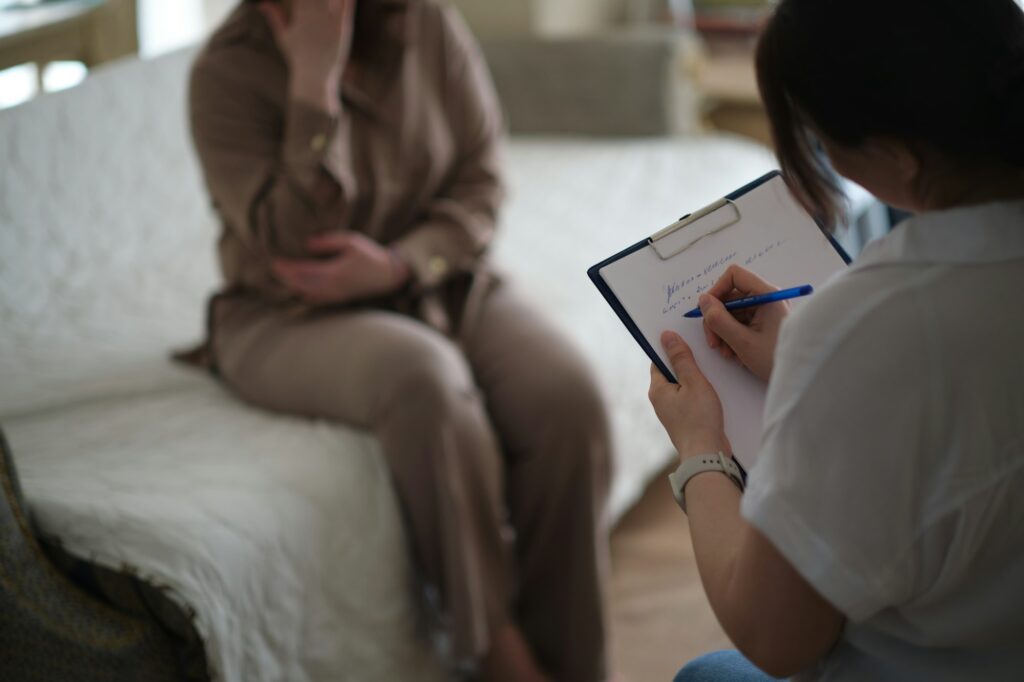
[648,198,742,260]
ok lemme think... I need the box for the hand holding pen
[690,265,799,382]
[684,284,813,319]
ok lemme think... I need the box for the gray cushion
[481,31,692,136]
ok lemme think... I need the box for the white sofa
[0,42,778,680]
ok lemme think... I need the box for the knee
[675,653,721,682]
[514,360,612,488]
[377,333,478,417]
[674,651,770,682]
[518,346,607,429]
[556,365,609,436]
[541,362,609,449]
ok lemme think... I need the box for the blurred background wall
[0,0,648,109]
[5,0,1024,111]
[0,0,778,148]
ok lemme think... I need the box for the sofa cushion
[481,30,701,136]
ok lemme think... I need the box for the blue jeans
[674,650,782,682]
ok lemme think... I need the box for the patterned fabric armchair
[0,426,190,681]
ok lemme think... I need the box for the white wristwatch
[668,451,745,513]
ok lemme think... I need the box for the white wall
[138,0,235,57]
[138,0,205,57]
[203,0,238,30]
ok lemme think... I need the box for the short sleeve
[741,280,930,622]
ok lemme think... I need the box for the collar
[852,198,1024,271]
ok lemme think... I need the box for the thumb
[700,294,752,353]
[660,331,703,384]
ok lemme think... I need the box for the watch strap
[668,451,745,513]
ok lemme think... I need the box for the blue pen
[683,284,814,319]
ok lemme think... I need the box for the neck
[918,165,1024,212]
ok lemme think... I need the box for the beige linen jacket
[189,0,505,338]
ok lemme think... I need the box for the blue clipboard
[587,170,851,384]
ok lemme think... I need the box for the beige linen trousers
[188,2,612,679]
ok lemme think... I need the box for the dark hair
[756,0,1024,227]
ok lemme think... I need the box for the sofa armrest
[479,30,701,137]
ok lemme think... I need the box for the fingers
[707,264,777,301]
[272,258,338,277]
[660,331,706,386]
[258,1,289,37]
[648,362,675,413]
[699,293,752,356]
[273,265,316,292]
[272,262,339,302]
[703,316,720,350]
[339,0,357,25]
[273,258,340,294]
[649,362,668,393]
[307,232,353,253]
[702,319,735,360]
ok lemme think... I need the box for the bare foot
[480,623,551,682]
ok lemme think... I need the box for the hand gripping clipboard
[587,171,850,465]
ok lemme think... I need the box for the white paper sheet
[597,174,848,466]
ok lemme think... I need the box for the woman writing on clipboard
[648,0,1024,679]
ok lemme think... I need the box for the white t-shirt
[741,199,1024,681]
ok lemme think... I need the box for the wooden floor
[608,467,731,682]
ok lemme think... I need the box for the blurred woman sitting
[187,1,612,680]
